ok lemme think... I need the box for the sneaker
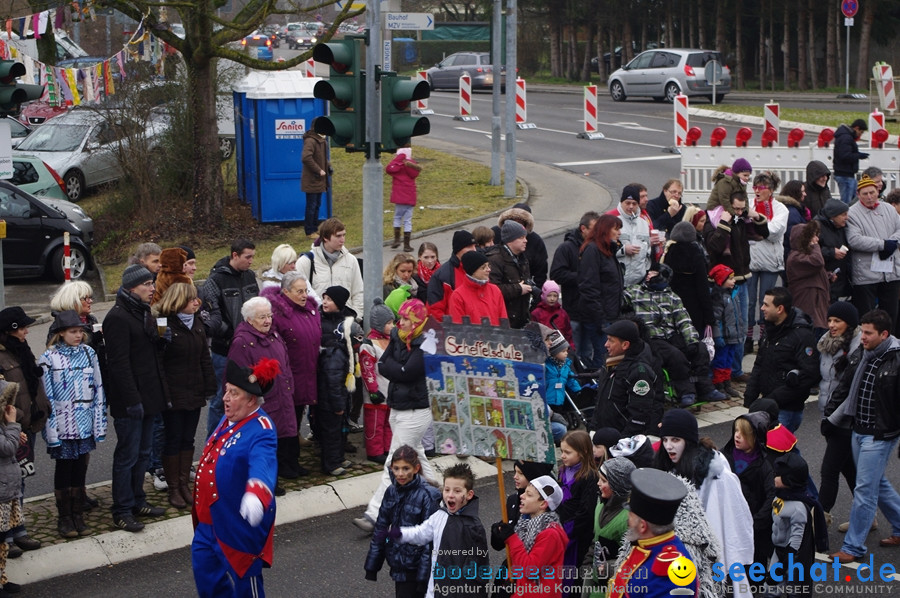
[113,514,145,533]
[1,582,21,594]
[132,503,166,517]
[274,485,286,497]
[6,544,22,559]
[824,511,833,526]
[190,465,197,481]
[152,469,168,491]
[13,535,41,551]
[329,467,347,476]
[349,420,364,433]
[353,516,375,533]
[839,519,878,533]
[679,393,697,407]
[701,389,727,402]
[340,460,353,468]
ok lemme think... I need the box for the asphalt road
[22,401,900,596]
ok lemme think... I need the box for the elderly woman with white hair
[227,297,297,496]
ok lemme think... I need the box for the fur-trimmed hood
[497,207,534,233]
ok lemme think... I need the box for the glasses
[81,296,94,303]
[752,186,770,191]
[140,281,155,287]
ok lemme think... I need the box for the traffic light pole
[503,0,517,198]
[490,0,501,187]
[362,0,383,330]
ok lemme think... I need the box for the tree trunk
[807,0,818,89]
[698,0,706,50]
[581,23,595,81]
[736,0,744,89]
[797,0,808,90]
[665,1,674,49]
[688,0,696,49]
[783,0,791,90]
[189,56,225,229]
[759,2,766,90]
[829,0,839,88]
[550,24,562,77]
[715,1,726,56]
[855,0,875,89]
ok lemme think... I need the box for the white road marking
[555,155,680,167]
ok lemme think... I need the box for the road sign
[335,0,366,10]
[704,60,723,84]
[842,0,858,18]
[384,13,434,30]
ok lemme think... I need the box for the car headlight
[69,223,81,232]
[72,207,86,217]
[310,37,317,43]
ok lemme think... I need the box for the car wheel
[665,82,681,102]
[50,245,89,282]
[609,80,626,102]
[713,94,725,104]
[219,137,235,160]
[63,170,85,202]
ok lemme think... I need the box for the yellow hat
[857,174,878,191]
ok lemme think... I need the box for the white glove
[239,492,264,527]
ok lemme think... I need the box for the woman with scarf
[0,307,49,555]
[354,299,438,533]
[746,171,787,354]
[448,250,507,325]
[586,457,635,598]
[382,253,419,315]
[491,475,568,598]
[816,302,860,526]
[411,243,439,303]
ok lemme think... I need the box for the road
[22,401,900,596]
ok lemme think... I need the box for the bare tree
[855,0,876,89]
[782,0,790,89]
[829,0,840,88]
[797,0,808,90]
[807,0,818,89]
[735,0,744,89]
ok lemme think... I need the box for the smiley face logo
[667,555,697,587]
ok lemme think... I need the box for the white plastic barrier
[680,145,900,204]
[873,62,897,113]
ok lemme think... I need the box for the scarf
[322,247,342,266]
[731,447,758,475]
[117,287,157,339]
[514,510,561,552]
[398,320,426,348]
[466,274,488,286]
[842,336,897,424]
[1,334,42,399]
[177,312,195,329]
[394,274,418,296]
[417,259,439,284]
[755,199,774,221]
[817,328,855,357]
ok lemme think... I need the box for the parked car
[607,48,730,103]
[8,155,68,201]
[3,116,31,148]
[0,179,93,281]
[424,52,506,91]
[13,109,166,202]
[280,22,304,41]
[241,34,274,61]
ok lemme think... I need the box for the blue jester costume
[191,359,279,598]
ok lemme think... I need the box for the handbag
[701,325,715,360]
[16,438,35,478]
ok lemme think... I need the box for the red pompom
[251,358,281,387]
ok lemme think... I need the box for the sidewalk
[10,138,754,586]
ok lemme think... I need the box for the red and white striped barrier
[452,74,479,121]
[873,63,897,113]
[673,94,688,147]
[577,85,604,140]
[63,231,71,281]
[414,71,432,114]
[514,78,535,129]
[764,102,780,146]
[304,58,315,78]
[870,109,887,149]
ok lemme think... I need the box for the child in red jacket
[491,475,568,598]
[386,147,423,252]
[530,280,574,349]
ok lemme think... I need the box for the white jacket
[296,245,365,317]
[614,205,651,286]
[749,199,788,272]
[846,200,900,285]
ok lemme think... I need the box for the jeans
[747,270,782,327]
[581,322,608,370]
[834,175,858,205]
[148,414,164,473]
[571,320,592,368]
[111,414,155,517]
[393,204,414,232]
[777,409,803,433]
[305,192,323,235]
[842,432,900,556]
[732,283,749,376]
[364,408,437,523]
[206,352,228,438]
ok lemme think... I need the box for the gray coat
[0,421,22,503]
[846,201,900,285]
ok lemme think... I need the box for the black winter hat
[821,199,849,219]
[121,264,153,290]
[0,306,36,333]
[602,320,640,344]
[592,427,621,449]
[49,310,89,334]
[324,286,350,312]
[658,408,699,445]
[621,185,642,202]
[827,301,859,329]
[452,230,476,255]
[461,250,489,275]
[513,460,554,482]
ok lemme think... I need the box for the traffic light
[380,73,430,152]
[312,38,365,151]
[0,61,43,118]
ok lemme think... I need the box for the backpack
[298,250,316,285]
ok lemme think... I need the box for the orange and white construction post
[414,71,432,114]
[869,109,886,149]
[304,58,315,78]
[578,85,604,140]
[515,78,527,124]
[873,62,897,113]
[673,94,688,147]
[63,232,71,280]
[764,102,780,146]
[453,74,479,121]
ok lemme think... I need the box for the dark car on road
[0,180,94,281]
[424,52,506,91]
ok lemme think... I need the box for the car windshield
[17,123,91,152]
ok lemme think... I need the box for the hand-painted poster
[424,319,554,464]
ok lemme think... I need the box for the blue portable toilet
[233,71,330,223]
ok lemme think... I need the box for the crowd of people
[0,148,899,596]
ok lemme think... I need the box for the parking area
[2,268,104,318]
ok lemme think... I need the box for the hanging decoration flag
[65,68,80,105]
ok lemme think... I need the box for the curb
[7,455,499,585]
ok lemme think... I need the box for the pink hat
[541,280,561,302]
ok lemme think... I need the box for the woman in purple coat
[261,272,321,476]
[227,297,298,495]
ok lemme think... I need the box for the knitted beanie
[369,298,395,333]
[121,265,153,290]
[324,286,350,312]
[500,220,527,244]
[827,301,859,329]
[658,408,699,445]
[599,457,636,497]
[541,280,561,302]
[461,250,489,276]
[514,460,554,481]
[732,158,752,174]
[709,263,735,287]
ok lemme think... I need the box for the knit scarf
[466,274,488,286]
[177,312,194,329]
[394,274,418,296]
[817,328,856,357]
[842,336,897,424]
[514,510,561,551]
[417,259,439,284]
[754,199,774,220]
[397,320,426,348]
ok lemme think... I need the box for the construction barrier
[674,94,688,146]
[514,78,535,129]
[63,232,71,281]
[869,110,886,149]
[873,62,897,113]
[453,74,478,121]
[584,85,598,133]
[763,102,779,146]
[415,71,430,113]
[304,58,315,78]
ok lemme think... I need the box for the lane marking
[555,155,680,167]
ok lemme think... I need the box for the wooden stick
[496,457,512,574]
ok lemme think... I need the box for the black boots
[391,227,401,249]
[402,232,414,252]
[179,450,195,506]
[55,489,77,538]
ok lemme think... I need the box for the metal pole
[0,241,5,310]
[361,0,383,330]
[845,24,850,95]
[503,0,517,199]
[490,0,501,186]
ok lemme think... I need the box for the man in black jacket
[590,320,663,436]
[549,211,599,362]
[200,239,259,436]
[833,119,869,204]
[485,220,533,329]
[744,287,819,432]
[813,199,851,302]
[104,265,168,533]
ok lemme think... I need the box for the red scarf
[417,260,439,284]
[755,199,774,220]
